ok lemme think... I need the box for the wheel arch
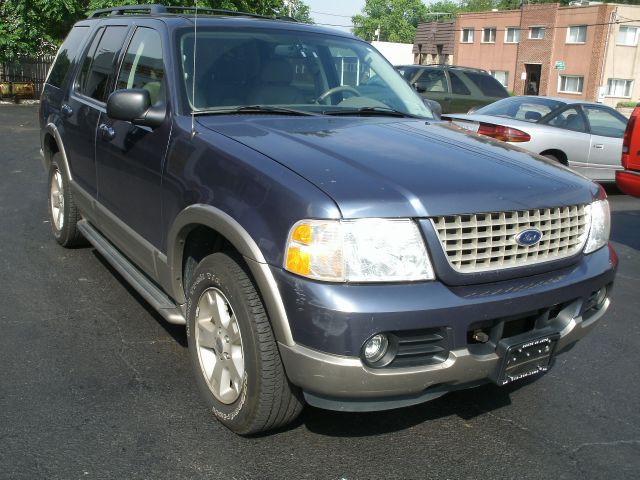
[168,204,295,346]
[540,149,568,165]
[42,123,73,181]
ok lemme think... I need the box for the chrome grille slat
[432,205,590,273]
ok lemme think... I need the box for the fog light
[363,334,389,364]
[595,287,607,309]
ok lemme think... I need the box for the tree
[352,0,428,43]
[277,0,313,23]
[0,0,294,61]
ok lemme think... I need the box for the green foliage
[617,101,640,108]
[352,0,429,43]
[0,0,313,62]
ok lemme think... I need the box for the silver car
[443,96,628,182]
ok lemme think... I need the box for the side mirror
[413,82,427,93]
[107,89,165,128]
[423,98,442,119]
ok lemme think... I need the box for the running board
[77,220,186,325]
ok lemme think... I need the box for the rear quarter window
[465,71,508,98]
[47,26,90,88]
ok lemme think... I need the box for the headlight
[584,199,611,254]
[284,218,435,282]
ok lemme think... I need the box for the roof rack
[87,3,297,21]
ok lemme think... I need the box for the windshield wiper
[193,105,320,116]
[322,107,421,118]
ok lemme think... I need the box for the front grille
[432,205,589,273]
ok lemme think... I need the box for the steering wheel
[316,85,361,104]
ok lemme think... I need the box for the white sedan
[443,96,628,182]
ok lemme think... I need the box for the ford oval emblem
[514,228,543,247]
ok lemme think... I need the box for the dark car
[40,4,616,435]
[616,104,640,197]
[395,64,509,114]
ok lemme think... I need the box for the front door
[95,26,170,268]
[525,64,541,96]
[583,105,627,181]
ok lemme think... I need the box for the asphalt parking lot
[1,104,639,479]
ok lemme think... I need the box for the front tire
[186,252,303,435]
[47,153,85,247]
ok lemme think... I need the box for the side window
[583,106,627,138]
[76,26,128,102]
[546,107,587,133]
[47,26,89,88]
[416,69,448,92]
[448,71,471,95]
[116,27,165,105]
[465,71,508,97]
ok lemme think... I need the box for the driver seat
[248,59,305,105]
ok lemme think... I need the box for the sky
[305,0,366,32]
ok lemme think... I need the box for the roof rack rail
[87,3,298,21]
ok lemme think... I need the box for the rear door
[63,24,129,197]
[95,25,170,271]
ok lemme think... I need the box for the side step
[77,220,186,325]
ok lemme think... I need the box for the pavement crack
[570,439,640,454]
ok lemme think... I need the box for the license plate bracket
[493,334,559,386]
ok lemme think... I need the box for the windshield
[178,28,433,119]
[476,96,566,122]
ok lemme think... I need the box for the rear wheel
[47,153,85,247]
[186,252,303,435]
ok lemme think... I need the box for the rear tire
[47,153,85,247]
[541,152,564,165]
[186,252,303,435]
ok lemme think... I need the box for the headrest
[261,59,293,84]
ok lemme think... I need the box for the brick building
[412,21,455,65]
[414,2,640,106]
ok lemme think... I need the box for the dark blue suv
[39,5,617,435]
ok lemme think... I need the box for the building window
[617,26,639,46]
[482,28,496,43]
[529,27,545,40]
[461,28,474,43]
[558,75,584,94]
[566,25,587,44]
[489,71,509,87]
[505,27,520,43]
[606,79,634,97]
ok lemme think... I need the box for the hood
[197,116,597,218]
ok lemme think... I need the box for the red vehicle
[616,105,640,197]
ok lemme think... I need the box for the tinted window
[116,27,164,105]
[464,71,508,98]
[584,106,627,138]
[47,26,89,88]
[395,66,418,81]
[416,69,447,92]
[77,26,128,102]
[448,71,470,95]
[546,107,587,133]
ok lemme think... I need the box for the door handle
[98,123,116,141]
[61,104,73,117]
[593,144,604,149]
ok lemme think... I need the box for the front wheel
[186,252,303,435]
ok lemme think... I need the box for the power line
[310,10,353,19]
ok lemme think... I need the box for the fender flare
[167,204,295,346]
[43,123,73,181]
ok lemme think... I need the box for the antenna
[191,0,198,137]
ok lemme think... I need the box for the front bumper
[616,169,640,198]
[275,245,616,411]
